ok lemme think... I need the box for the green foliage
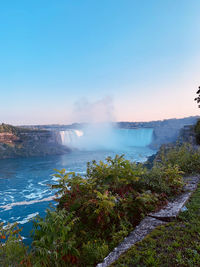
[86,155,146,190]
[3,142,199,266]
[31,208,79,266]
[156,143,200,174]
[144,164,184,196]
[53,155,165,231]
[35,153,186,265]
[194,119,200,145]
[82,239,109,266]
[0,123,30,135]
[194,86,200,108]
[0,222,29,266]
[111,220,132,247]
[111,184,200,267]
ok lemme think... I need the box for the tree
[194,86,200,108]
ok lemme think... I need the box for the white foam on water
[3,194,15,203]
[25,189,48,200]
[0,196,56,211]
[10,216,20,221]
[52,176,60,182]
[25,193,39,200]
[17,212,39,225]
[27,183,34,190]
[38,179,49,186]
[22,189,34,194]
[5,189,17,192]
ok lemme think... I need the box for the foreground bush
[2,143,199,266]
[30,154,185,266]
[156,143,200,174]
[194,119,200,145]
[0,222,29,266]
[111,184,200,267]
[32,209,79,266]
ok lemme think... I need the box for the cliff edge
[0,123,70,159]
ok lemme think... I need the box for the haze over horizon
[13,115,199,127]
[0,0,200,125]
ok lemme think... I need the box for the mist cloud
[72,96,115,123]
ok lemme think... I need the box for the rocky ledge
[97,176,200,267]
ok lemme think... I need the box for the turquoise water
[0,145,156,244]
[60,127,154,150]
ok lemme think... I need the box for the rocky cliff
[19,116,200,151]
[117,116,199,148]
[0,124,70,159]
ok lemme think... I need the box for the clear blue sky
[0,0,200,125]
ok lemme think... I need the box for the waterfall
[59,130,84,147]
[116,128,153,147]
[59,127,153,150]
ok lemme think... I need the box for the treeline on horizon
[0,115,199,129]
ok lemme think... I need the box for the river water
[0,128,156,244]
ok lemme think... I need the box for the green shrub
[144,164,184,196]
[35,154,186,265]
[0,222,29,266]
[1,142,199,266]
[82,239,109,266]
[31,208,79,266]
[157,143,200,174]
[110,220,132,247]
[194,119,200,145]
[86,155,147,191]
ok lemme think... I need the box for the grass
[112,181,200,267]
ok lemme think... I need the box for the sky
[0,0,200,125]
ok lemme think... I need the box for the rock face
[22,116,199,149]
[117,116,199,148]
[2,116,198,159]
[0,124,70,159]
[0,132,20,144]
[178,125,198,146]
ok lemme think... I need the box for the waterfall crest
[59,127,153,150]
[60,130,84,147]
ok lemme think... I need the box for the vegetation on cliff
[194,86,200,108]
[194,119,200,145]
[0,123,31,134]
[0,123,69,159]
[112,182,200,267]
[0,138,200,266]
[0,116,200,266]
[153,143,200,175]
[194,86,200,144]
